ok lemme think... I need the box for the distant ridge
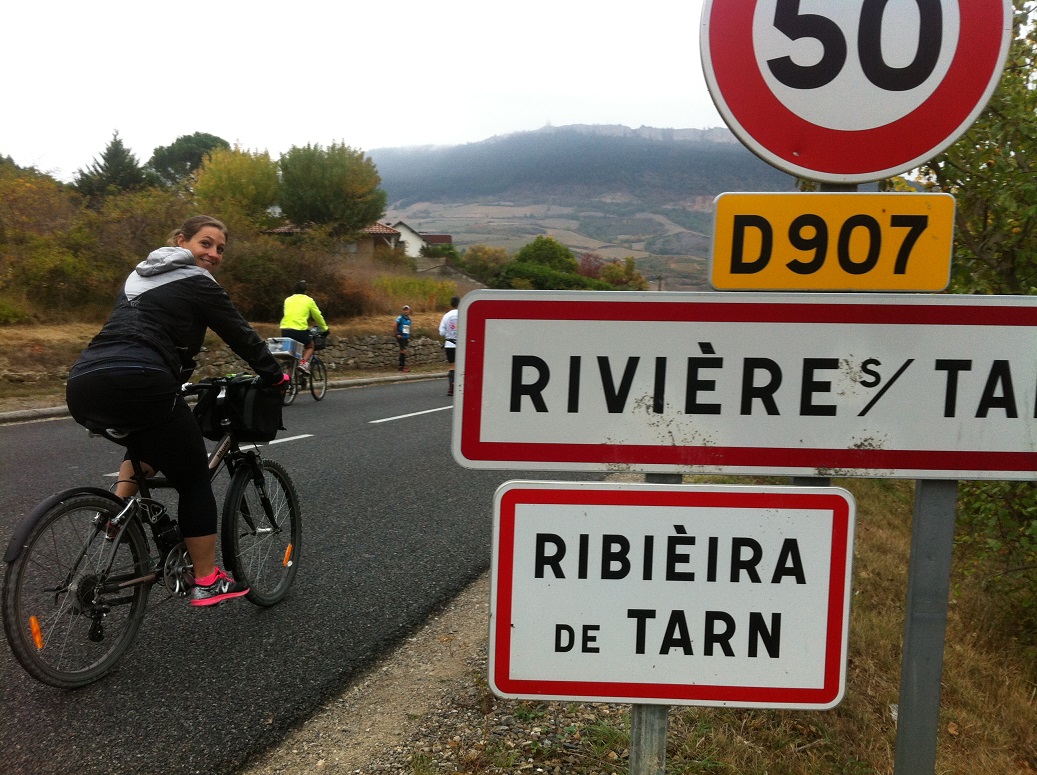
[496,123,742,144]
[369,124,793,206]
[371,124,796,291]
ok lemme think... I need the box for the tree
[0,166,88,318]
[917,0,1037,293]
[148,132,230,186]
[421,242,461,263]
[458,244,509,281]
[917,0,1037,626]
[600,257,650,290]
[513,236,579,273]
[193,146,280,226]
[73,131,158,198]
[278,143,387,235]
[491,261,613,291]
[578,252,608,279]
[0,164,80,243]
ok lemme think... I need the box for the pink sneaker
[189,568,249,607]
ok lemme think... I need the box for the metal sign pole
[893,479,959,774]
[629,704,668,775]
[628,472,682,775]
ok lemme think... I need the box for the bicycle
[1,375,302,688]
[270,327,328,406]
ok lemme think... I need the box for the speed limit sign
[701,0,1013,183]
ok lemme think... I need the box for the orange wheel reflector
[282,543,293,567]
[29,616,43,650]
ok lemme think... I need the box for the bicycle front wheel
[283,369,300,406]
[309,358,327,401]
[221,459,301,606]
[2,494,151,688]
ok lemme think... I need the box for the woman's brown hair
[167,215,228,246]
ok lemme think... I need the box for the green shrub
[957,480,1037,632]
[491,261,614,290]
[0,297,31,324]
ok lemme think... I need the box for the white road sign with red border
[700,0,1012,183]
[453,290,1037,480]
[490,481,856,709]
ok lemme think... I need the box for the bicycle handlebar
[181,374,267,396]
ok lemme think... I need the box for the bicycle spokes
[221,458,300,607]
[3,494,151,687]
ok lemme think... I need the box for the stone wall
[2,336,447,387]
[185,335,446,379]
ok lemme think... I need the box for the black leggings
[66,367,217,538]
[281,328,313,346]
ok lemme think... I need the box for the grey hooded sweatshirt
[69,246,282,385]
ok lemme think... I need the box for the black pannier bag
[194,374,284,442]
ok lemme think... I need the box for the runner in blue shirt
[394,304,412,372]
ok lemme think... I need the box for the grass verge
[403,477,1037,774]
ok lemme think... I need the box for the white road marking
[265,434,314,445]
[369,406,453,424]
[101,435,315,476]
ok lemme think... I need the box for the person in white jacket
[438,296,460,396]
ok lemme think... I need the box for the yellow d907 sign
[710,193,955,291]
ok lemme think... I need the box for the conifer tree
[74,131,157,197]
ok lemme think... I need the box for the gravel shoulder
[239,574,493,774]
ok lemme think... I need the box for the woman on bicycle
[280,280,328,374]
[65,215,288,608]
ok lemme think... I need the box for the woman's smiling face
[178,226,226,272]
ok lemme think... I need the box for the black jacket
[70,247,282,385]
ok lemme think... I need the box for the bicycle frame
[272,329,328,406]
[135,433,278,541]
[3,376,302,687]
[7,431,272,598]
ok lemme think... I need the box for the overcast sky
[3,0,724,183]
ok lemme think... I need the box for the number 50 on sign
[701,0,1012,183]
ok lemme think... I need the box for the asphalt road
[0,379,594,775]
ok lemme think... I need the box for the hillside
[371,125,797,290]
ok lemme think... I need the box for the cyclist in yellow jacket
[280,280,328,373]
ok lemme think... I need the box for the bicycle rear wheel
[2,494,151,688]
[221,458,301,606]
[309,358,327,401]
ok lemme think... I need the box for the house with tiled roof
[345,222,400,260]
[263,221,402,261]
[391,222,455,258]
[421,233,453,246]
[392,221,427,258]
